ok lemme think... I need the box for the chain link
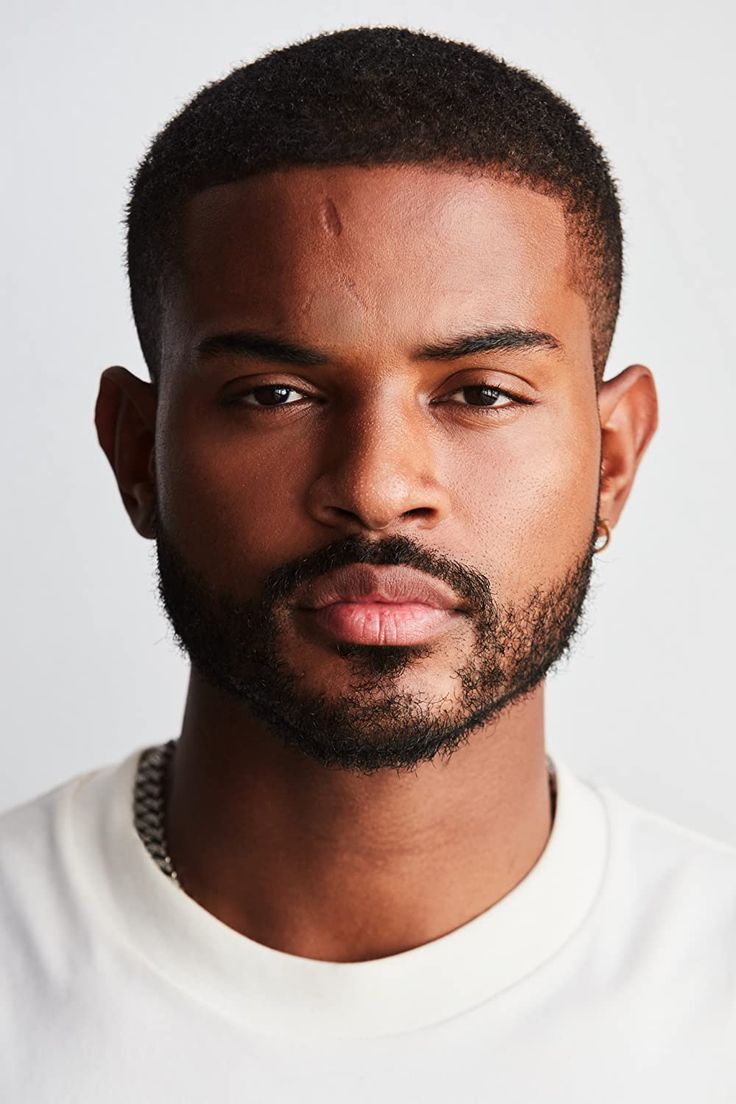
[134,739,179,883]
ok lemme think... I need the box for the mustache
[262,533,494,616]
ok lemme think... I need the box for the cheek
[458,409,600,592]
[155,407,310,587]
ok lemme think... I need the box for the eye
[224,381,525,414]
[230,384,307,408]
[442,384,515,410]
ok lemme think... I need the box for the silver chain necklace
[133,739,558,886]
[134,740,179,883]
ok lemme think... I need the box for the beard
[153,513,599,775]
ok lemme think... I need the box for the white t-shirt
[1,746,735,1102]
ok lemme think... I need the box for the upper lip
[295,564,465,611]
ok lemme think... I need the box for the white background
[2,0,734,838]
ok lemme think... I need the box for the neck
[166,672,552,963]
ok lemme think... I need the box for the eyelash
[225,383,527,414]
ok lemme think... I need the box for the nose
[305,397,452,534]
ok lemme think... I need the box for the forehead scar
[320,197,343,237]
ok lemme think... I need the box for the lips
[295,564,464,612]
[293,564,466,646]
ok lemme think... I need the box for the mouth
[296,600,463,646]
[291,563,467,646]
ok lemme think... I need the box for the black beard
[153,518,599,775]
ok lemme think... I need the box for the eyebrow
[416,327,561,359]
[196,331,327,366]
[195,325,561,367]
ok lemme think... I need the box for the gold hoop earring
[594,519,611,554]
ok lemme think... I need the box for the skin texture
[95,165,658,962]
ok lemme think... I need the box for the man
[1,25,734,1101]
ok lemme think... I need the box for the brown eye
[445,385,513,408]
[238,385,305,407]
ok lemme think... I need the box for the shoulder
[0,748,146,850]
[0,769,98,931]
[590,778,736,982]
[598,781,736,887]
[0,751,144,941]
[0,771,84,875]
[0,770,99,999]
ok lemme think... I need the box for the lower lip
[301,602,460,645]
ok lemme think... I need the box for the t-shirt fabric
[1,745,734,1102]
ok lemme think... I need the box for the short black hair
[125,26,623,385]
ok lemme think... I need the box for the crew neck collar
[64,745,608,1039]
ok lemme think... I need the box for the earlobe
[597,363,658,531]
[95,366,158,539]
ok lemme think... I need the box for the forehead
[169,165,585,360]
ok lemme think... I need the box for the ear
[95,366,158,539]
[597,364,659,530]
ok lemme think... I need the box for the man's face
[152,166,602,772]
